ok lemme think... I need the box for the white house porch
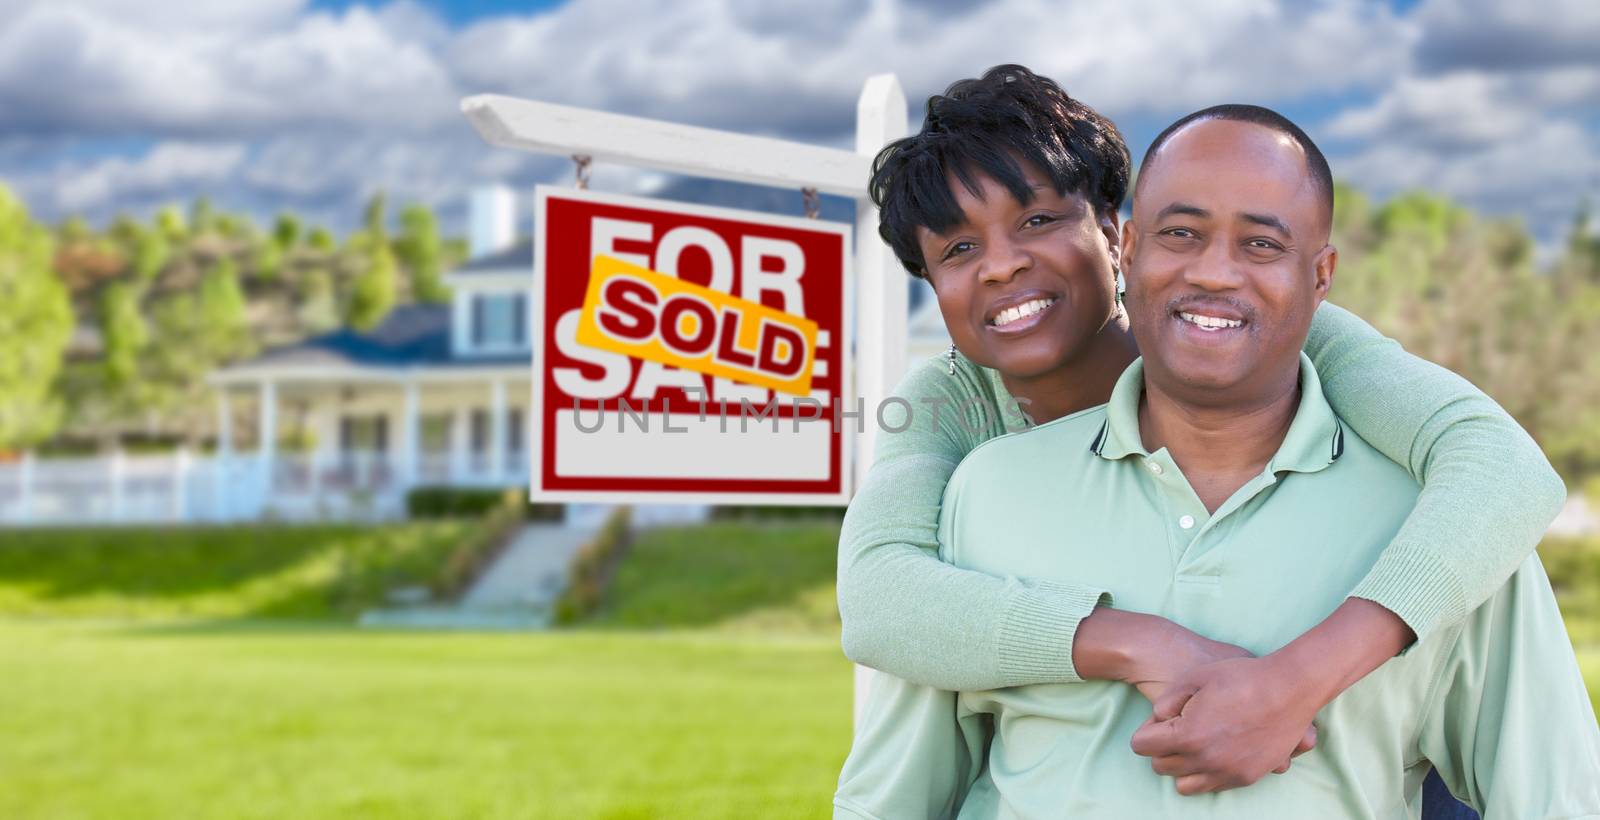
[207,363,532,520]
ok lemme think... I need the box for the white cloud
[49,141,248,212]
[1412,0,1600,72]
[1337,120,1599,234]
[0,0,458,137]
[0,0,1592,252]
[447,0,1413,139]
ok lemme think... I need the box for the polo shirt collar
[1090,352,1344,475]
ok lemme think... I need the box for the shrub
[406,486,563,521]
[708,504,845,523]
[552,507,634,625]
[431,501,525,601]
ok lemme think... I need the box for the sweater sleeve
[837,354,1110,690]
[1304,302,1568,645]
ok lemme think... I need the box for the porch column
[401,380,420,487]
[215,389,232,520]
[489,379,507,481]
[259,379,277,489]
[216,389,234,458]
[108,449,125,521]
[450,405,467,482]
[172,447,190,522]
[18,450,34,524]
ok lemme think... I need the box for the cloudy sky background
[1,0,1596,255]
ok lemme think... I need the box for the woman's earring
[947,344,957,375]
[1114,267,1126,309]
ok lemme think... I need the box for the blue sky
[1,0,1595,253]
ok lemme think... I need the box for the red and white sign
[532,186,852,505]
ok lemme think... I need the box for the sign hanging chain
[802,187,820,220]
[573,154,593,190]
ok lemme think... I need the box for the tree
[297,268,339,333]
[156,205,187,243]
[197,256,254,360]
[273,213,301,250]
[100,281,149,391]
[364,191,387,241]
[346,239,397,331]
[395,203,449,303]
[190,197,217,237]
[252,238,283,283]
[0,184,73,449]
[307,226,335,252]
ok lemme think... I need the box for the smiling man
[839,107,1600,818]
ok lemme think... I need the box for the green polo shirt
[835,356,1600,820]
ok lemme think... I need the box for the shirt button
[1146,461,1164,475]
[1178,515,1195,530]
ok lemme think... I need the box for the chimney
[469,184,515,259]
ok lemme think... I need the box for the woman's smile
[984,291,1061,335]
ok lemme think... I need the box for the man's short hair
[869,64,1131,279]
[1137,104,1334,220]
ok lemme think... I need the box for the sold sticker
[575,255,818,396]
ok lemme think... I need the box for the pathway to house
[461,523,595,614]
[359,522,596,630]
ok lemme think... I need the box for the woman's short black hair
[869,64,1130,279]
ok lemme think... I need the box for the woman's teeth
[990,298,1057,327]
[1178,311,1243,331]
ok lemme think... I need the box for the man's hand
[1129,654,1321,795]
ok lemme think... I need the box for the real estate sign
[532,186,852,505]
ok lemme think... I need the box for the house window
[469,409,490,456]
[507,408,524,454]
[471,293,527,350]
[338,414,388,453]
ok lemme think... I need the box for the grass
[0,620,852,820]
[0,522,476,619]
[587,521,841,636]
[0,523,1596,818]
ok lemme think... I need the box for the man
[834,108,1600,818]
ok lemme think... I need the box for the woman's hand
[1120,620,1251,703]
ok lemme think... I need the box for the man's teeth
[1178,311,1243,331]
[991,298,1056,327]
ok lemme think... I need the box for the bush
[431,501,525,601]
[708,504,845,523]
[406,486,563,521]
[552,507,634,625]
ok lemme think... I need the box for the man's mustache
[1163,294,1257,326]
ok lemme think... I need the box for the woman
[837,65,1554,817]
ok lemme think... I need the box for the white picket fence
[0,451,416,526]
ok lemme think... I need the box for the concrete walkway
[359,522,596,630]
[462,523,596,612]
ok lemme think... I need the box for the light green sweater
[836,302,1569,690]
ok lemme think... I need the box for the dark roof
[453,238,533,274]
[227,304,527,371]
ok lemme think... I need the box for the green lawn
[589,520,842,635]
[0,521,852,819]
[1,523,1597,819]
[0,620,852,820]
[0,522,477,619]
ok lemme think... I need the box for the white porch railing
[0,448,532,526]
